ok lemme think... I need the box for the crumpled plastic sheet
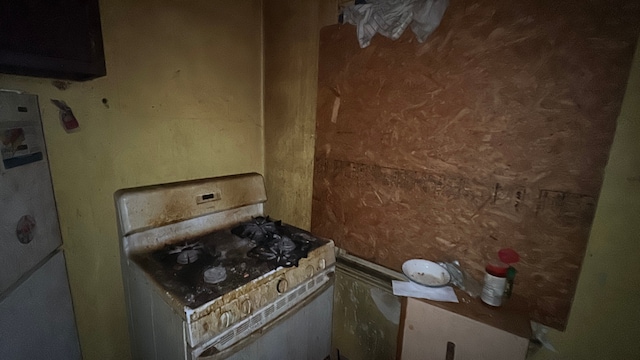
[341,0,449,48]
[530,322,558,353]
[438,260,483,298]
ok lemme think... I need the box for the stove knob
[318,259,326,270]
[241,299,252,315]
[276,279,288,293]
[220,311,233,328]
[306,265,314,279]
[252,296,261,310]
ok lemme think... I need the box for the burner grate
[231,217,314,267]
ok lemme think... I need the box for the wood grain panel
[311,0,640,329]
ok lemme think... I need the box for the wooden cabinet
[0,0,106,80]
[398,297,530,360]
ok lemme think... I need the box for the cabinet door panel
[400,297,528,360]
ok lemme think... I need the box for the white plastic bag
[341,0,449,48]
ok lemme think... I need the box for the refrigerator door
[0,250,82,359]
[0,91,62,294]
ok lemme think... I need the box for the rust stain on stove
[130,218,336,347]
[186,244,335,346]
[147,192,196,229]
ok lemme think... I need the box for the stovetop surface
[130,222,327,309]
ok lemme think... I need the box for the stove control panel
[191,266,335,358]
[186,241,336,348]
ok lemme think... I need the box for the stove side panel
[122,259,188,360]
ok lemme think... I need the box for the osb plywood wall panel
[311,0,640,330]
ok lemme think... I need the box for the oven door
[196,279,334,360]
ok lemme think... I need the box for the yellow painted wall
[263,0,337,229]
[0,0,263,358]
[530,37,640,360]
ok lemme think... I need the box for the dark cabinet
[0,0,106,81]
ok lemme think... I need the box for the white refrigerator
[0,91,82,359]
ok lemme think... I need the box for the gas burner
[167,242,205,265]
[231,216,281,244]
[203,266,227,284]
[272,234,296,252]
[246,230,313,267]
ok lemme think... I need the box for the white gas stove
[115,173,335,359]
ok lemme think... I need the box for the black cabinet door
[0,0,106,81]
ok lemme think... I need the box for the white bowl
[402,259,451,287]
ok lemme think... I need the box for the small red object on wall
[50,99,79,131]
